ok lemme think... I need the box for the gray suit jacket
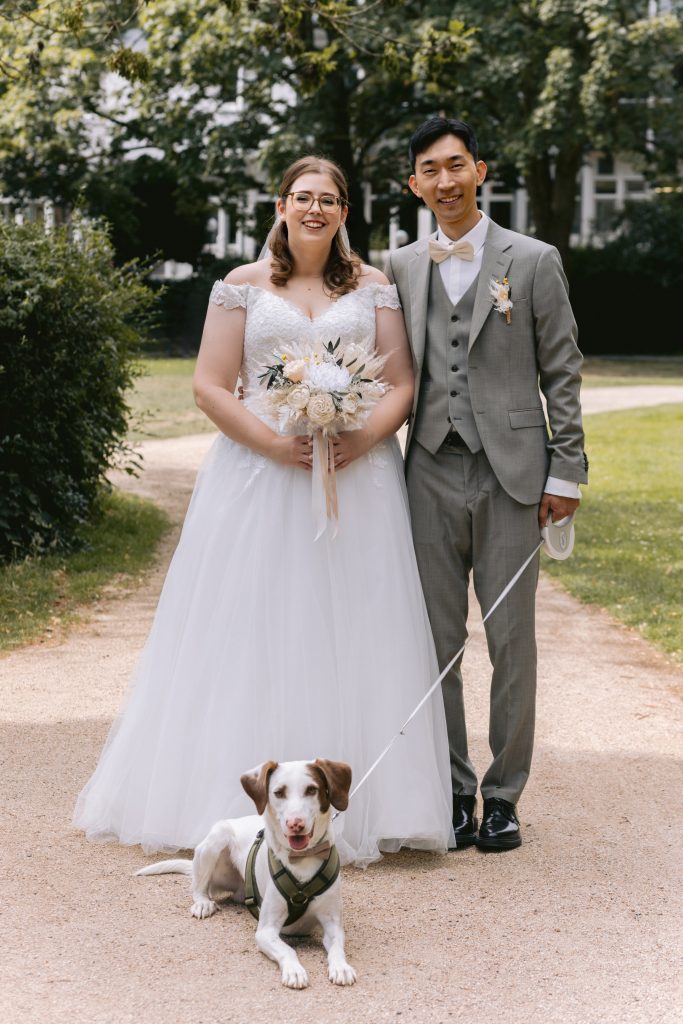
[385,220,587,505]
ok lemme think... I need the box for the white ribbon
[312,430,339,541]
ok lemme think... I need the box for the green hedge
[148,256,241,355]
[0,218,156,560]
[569,194,683,356]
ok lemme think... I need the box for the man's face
[409,133,487,238]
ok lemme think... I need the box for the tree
[0,1,212,263]
[2,2,682,265]
[413,0,683,262]
[0,2,460,259]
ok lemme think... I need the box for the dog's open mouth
[287,829,314,852]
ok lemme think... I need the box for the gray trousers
[406,439,541,804]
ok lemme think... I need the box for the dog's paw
[191,897,218,920]
[328,961,357,986]
[281,962,308,989]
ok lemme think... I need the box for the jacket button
[450,314,459,322]
[451,340,458,347]
[451,365,458,372]
[450,390,457,397]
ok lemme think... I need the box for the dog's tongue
[288,834,310,851]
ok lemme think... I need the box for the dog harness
[244,829,341,928]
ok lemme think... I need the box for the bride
[74,156,453,866]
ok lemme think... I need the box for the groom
[385,117,587,850]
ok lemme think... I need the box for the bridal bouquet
[258,338,389,537]
[257,338,388,432]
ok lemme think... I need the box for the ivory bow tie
[428,238,475,263]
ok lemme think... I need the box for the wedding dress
[74,281,453,866]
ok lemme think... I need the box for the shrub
[569,193,683,356]
[0,218,156,560]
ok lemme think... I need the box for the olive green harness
[243,829,340,928]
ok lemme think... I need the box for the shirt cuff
[544,476,581,499]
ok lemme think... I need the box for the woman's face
[277,172,348,251]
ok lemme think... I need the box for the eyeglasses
[283,191,347,212]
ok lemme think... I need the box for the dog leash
[333,538,544,817]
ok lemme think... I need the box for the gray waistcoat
[412,267,483,455]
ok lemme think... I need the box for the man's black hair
[408,117,478,171]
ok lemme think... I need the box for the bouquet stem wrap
[312,430,339,540]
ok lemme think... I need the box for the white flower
[488,276,513,323]
[307,361,351,392]
[343,343,367,368]
[286,383,311,410]
[341,392,359,416]
[306,392,337,427]
[361,381,386,401]
[284,359,307,383]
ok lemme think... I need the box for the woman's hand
[269,433,313,470]
[331,428,375,470]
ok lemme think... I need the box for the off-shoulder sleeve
[209,280,248,310]
[370,282,401,309]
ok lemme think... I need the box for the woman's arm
[192,283,312,470]
[332,273,414,470]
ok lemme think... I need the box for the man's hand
[538,493,580,531]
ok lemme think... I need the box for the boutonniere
[489,276,513,325]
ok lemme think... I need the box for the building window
[594,200,618,233]
[597,154,614,175]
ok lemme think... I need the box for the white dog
[136,758,356,989]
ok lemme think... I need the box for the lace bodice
[209,281,401,403]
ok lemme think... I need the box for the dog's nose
[286,817,306,833]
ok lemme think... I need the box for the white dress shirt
[437,213,489,306]
[438,212,580,500]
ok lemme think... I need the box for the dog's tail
[135,859,193,877]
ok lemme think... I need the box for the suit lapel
[408,235,434,373]
[469,223,512,351]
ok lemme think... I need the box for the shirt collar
[437,211,488,253]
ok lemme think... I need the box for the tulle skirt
[74,433,453,866]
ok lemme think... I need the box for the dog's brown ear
[310,759,352,812]
[240,760,278,814]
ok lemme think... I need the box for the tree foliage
[414,1,683,258]
[1,1,682,263]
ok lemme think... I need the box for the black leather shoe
[475,797,522,850]
[451,794,478,848]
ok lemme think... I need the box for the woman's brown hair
[269,156,362,298]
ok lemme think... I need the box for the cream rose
[306,392,337,427]
[286,383,311,410]
[284,359,307,383]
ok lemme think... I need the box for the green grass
[581,357,683,387]
[0,490,170,651]
[543,404,683,663]
[128,357,211,442]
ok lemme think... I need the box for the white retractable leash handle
[540,512,575,560]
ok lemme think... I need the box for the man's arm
[531,245,587,526]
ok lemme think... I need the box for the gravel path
[1,387,682,1024]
